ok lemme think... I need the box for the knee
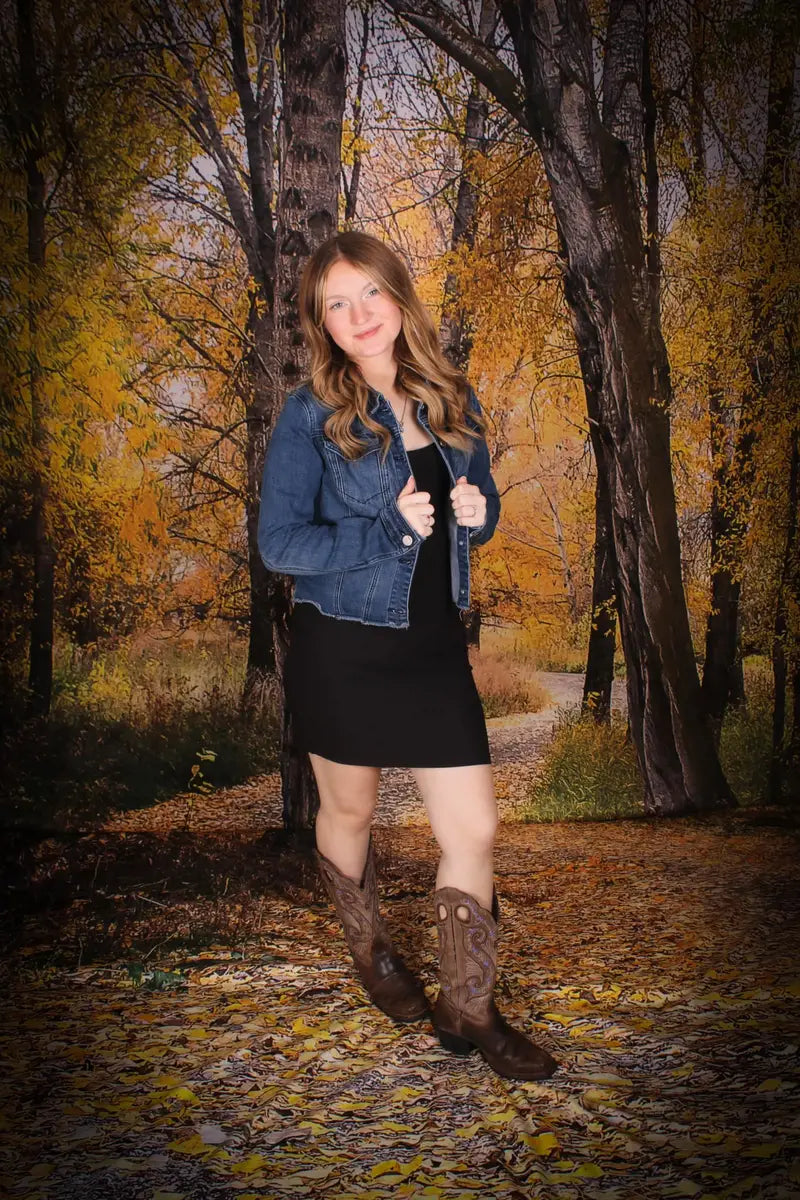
[468,810,498,852]
[318,790,376,828]
[445,803,497,855]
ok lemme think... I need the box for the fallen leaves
[1,819,798,1200]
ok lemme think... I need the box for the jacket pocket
[322,438,386,505]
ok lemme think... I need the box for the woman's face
[322,259,403,366]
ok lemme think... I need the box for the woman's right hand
[396,474,434,538]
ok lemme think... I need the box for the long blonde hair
[296,231,486,462]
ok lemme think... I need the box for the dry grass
[468,641,550,717]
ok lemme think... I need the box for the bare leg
[410,763,497,910]
[309,752,381,881]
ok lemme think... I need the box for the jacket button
[402,534,413,546]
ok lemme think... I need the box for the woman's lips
[355,324,381,339]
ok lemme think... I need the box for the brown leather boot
[315,832,429,1023]
[432,884,559,1080]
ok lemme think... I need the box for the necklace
[394,393,408,431]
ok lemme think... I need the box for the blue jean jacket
[257,382,501,628]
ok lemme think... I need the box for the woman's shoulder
[278,381,330,432]
[286,379,335,420]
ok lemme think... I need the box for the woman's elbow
[257,525,288,573]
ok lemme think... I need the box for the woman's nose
[350,300,371,326]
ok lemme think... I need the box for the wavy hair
[296,231,486,462]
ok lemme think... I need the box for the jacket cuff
[380,498,423,549]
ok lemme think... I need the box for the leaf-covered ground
[2,810,798,1200]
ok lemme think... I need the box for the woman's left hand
[450,475,486,527]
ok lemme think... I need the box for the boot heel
[437,1028,474,1055]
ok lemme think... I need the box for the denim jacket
[257,381,500,628]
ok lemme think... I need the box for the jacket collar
[366,385,428,417]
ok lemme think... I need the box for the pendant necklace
[395,393,408,431]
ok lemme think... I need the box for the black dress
[283,441,491,767]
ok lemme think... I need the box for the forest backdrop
[1,0,797,827]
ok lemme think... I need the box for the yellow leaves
[484,1108,518,1126]
[574,1163,604,1177]
[741,1142,782,1158]
[389,1085,426,1101]
[298,1120,327,1135]
[541,1011,575,1026]
[28,1164,56,1179]
[165,1132,207,1154]
[230,1153,271,1175]
[519,1132,560,1155]
[454,1121,484,1139]
[370,1154,424,1179]
[130,1044,170,1060]
[156,1085,200,1103]
[5,821,799,1200]
[664,1182,702,1197]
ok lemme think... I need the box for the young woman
[258,231,558,1082]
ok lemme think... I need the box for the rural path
[103,672,627,837]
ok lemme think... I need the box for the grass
[468,638,550,718]
[519,657,794,823]
[3,624,786,833]
[718,657,791,807]
[519,708,645,823]
[1,618,546,829]
[1,625,282,831]
[479,616,625,676]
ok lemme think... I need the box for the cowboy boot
[315,832,429,1023]
[432,884,559,1080]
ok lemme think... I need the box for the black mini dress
[283,441,491,767]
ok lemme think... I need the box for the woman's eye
[366,287,379,296]
[329,300,344,310]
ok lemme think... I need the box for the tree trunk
[576,0,641,728]
[270,0,346,831]
[701,374,749,739]
[439,0,495,648]
[365,0,738,810]
[343,3,370,224]
[220,0,280,708]
[440,0,494,373]
[17,0,54,719]
[498,0,733,813]
[582,471,616,722]
[699,8,797,735]
[769,429,799,804]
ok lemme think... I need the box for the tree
[384,0,734,813]
[127,2,345,761]
[0,0,170,716]
[271,0,346,831]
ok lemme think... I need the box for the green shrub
[520,708,645,823]
[718,657,791,806]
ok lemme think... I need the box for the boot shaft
[434,885,498,1017]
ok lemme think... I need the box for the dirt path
[101,672,627,837]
